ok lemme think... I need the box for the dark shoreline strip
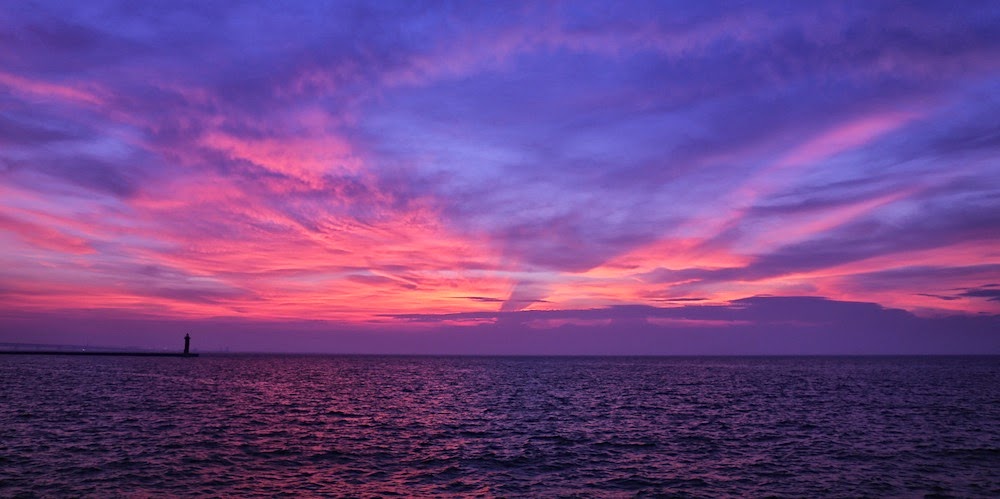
[0,351,199,357]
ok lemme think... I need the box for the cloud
[501,281,551,312]
[0,212,93,254]
[959,286,1000,302]
[459,296,504,303]
[388,296,896,327]
[0,1,999,348]
[0,112,83,146]
[917,293,962,301]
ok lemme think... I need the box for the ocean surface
[1,355,998,497]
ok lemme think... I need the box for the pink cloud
[0,71,103,106]
[773,111,919,169]
[0,213,93,255]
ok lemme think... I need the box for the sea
[1,355,998,497]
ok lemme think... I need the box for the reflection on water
[1,355,998,496]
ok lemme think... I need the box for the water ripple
[1,355,998,497]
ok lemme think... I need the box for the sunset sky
[2,1,998,353]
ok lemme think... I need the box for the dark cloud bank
[2,296,997,355]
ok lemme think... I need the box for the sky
[1,1,999,354]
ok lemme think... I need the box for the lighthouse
[184,334,191,354]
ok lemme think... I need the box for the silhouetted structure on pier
[0,334,199,357]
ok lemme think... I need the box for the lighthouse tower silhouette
[184,334,191,354]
